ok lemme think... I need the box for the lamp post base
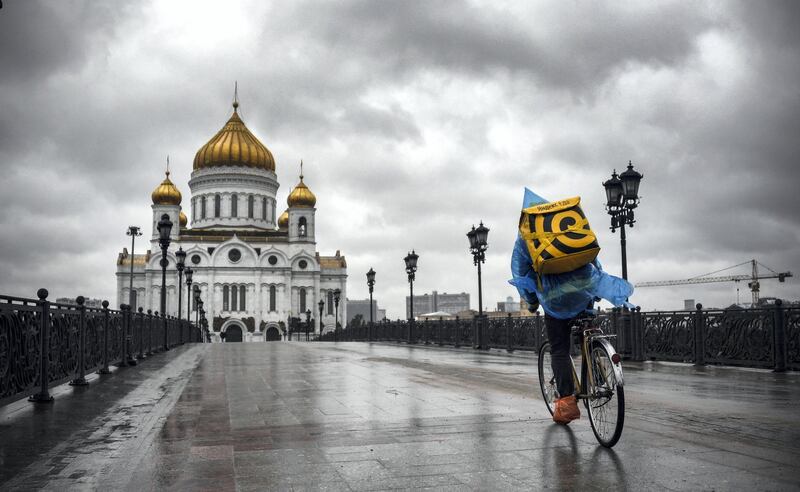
[28,393,54,403]
[69,377,89,386]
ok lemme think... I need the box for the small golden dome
[287,175,316,208]
[277,209,289,229]
[151,171,182,206]
[193,101,275,171]
[179,211,188,228]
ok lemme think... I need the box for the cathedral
[116,97,347,342]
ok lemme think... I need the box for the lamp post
[175,247,186,344]
[404,250,418,344]
[157,214,173,351]
[333,288,341,342]
[185,267,193,334]
[305,309,311,341]
[603,161,643,280]
[366,268,376,342]
[126,226,142,311]
[467,222,489,349]
[318,299,324,340]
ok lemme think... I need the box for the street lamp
[366,267,376,342]
[467,222,489,349]
[318,299,324,339]
[333,288,341,341]
[185,266,193,330]
[175,247,186,343]
[404,250,418,344]
[157,213,173,350]
[603,161,643,280]
[305,309,311,341]
[126,226,142,311]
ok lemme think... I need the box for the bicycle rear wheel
[586,341,625,447]
[538,341,558,416]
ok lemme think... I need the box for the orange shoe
[553,395,580,424]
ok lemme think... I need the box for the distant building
[497,296,519,313]
[406,290,470,318]
[346,298,384,325]
[56,297,104,309]
[684,299,696,311]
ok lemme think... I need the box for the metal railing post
[694,303,705,366]
[119,304,129,366]
[147,309,153,355]
[454,316,461,348]
[70,296,89,386]
[774,299,787,372]
[506,313,514,353]
[127,305,138,365]
[30,288,54,403]
[137,307,146,359]
[98,300,111,374]
[633,306,643,361]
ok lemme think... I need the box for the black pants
[545,314,575,397]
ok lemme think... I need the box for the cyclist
[509,189,633,426]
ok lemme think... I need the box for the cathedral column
[256,271,263,332]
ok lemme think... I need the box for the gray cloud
[0,0,798,315]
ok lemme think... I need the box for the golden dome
[277,209,289,229]
[151,171,182,206]
[193,102,275,171]
[179,211,188,228]
[287,175,316,208]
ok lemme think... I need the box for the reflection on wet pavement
[1,342,798,490]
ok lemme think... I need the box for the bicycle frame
[568,321,624,400]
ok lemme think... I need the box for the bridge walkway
[1,342,798,491]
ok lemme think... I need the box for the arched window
[239,285,246,311]
[214,194,221,218]
[269,285,276,312]
[231,284,238,311]
[130,290,138,312]
[231,194,238,217]
[300,288,307,313]
[223,285,229,311]
[192,198,197,221]
[327,291,333,315]
[201,196,207,219]
[193,286,201,311]
[299,217,307,237]
[248,195,254,218]
[262,197,267,220]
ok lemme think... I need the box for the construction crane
[636,259,792,305]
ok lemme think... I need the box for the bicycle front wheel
[586,341,625,447]
[538,341,558,416]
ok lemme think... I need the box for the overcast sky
[1,0,798,317]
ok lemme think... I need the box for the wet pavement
[1,342,798,491]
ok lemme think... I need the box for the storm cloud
[0,0,798,315]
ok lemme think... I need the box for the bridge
[1,341,799,490]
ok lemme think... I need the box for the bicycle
[538,311,625,447]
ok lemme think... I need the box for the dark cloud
[0,0,798,316]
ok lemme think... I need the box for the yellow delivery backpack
[518,196,600,276]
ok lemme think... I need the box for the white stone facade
[115,107,346,342]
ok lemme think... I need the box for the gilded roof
[117,249,151,266]
[179,211,188,228]
[193,102,275,171]
[287,176,316,208]
[318,252,346,269]
[151,171,182,206]
[277,209,289,229]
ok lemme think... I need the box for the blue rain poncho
[509,188,634,319]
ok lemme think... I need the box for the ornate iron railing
[0,289,206,408]
[322,301,797,371]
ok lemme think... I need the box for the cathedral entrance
[265,326,281,341]
[224,325,243,342]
